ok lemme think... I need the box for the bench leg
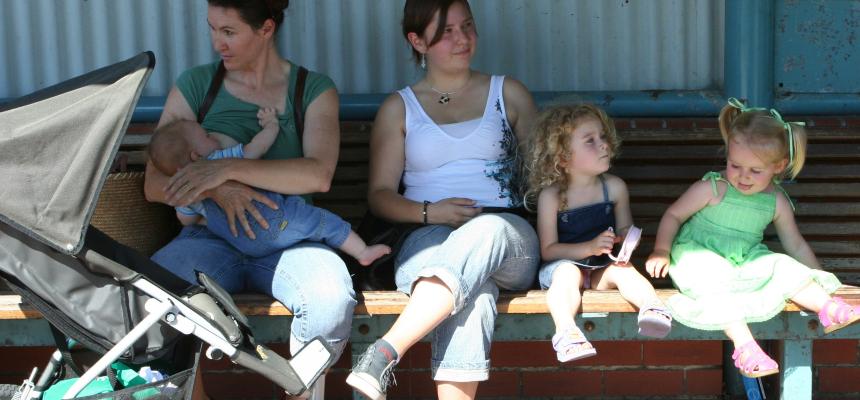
[351,341,372,400]
[780,339,812,400]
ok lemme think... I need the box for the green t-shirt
[175,61,336,160]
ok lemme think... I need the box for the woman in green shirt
[143,1,352,398]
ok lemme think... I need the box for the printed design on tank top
[483,98,522,207]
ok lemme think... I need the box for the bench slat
[3,287,859,319]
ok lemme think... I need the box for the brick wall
[4,340,857,399]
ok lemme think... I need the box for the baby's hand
[590,229,615,256]
[257,107,278,129]
[645,250,670,278]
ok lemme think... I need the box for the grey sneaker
[346,340,398,400]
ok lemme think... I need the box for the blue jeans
[201,191,352,258]
[394,213,539,381]
[151,225,356,358]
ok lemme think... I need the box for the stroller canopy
[0,52,154,255]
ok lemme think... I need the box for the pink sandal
[819,297,860,334]
[552,325,597,363]
[637,305,673,338]
[732,341,779,378]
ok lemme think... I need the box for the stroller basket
[0,52,332,399]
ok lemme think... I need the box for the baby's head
[525,104,619,209]
[719,98,807,191]
[147,120,220,175]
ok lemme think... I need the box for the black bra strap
[293,66,308,144]
[197,61,226,123]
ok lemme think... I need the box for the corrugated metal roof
[1,0,723,98]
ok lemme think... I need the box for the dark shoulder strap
[197,61,226,123]
[293,66,309,143]
[598,174,609,202]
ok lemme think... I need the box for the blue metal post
[781,339,812,400]
[724,0,775,108]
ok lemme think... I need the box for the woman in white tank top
[346,1,540,399]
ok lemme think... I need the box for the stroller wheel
[0,383,19,400]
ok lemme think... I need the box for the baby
[147,108,390,266]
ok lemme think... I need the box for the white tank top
[399,75,522,208]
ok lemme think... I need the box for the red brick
[476,371,519,397]
[386,370,436,399]
[644,341,723,365]
[522,370,602,396]
[330,346,351,369]
[491,341,557,367]
[817,366,860,392]
[322,371,354,400]
[686,368,723,395]
[813,340,859,365]
[396,342,431,368]
[493,340,642,367]
[202,370,276,399]
[605,369,683,396]
[0,347,54,374]
[584,341,643,366]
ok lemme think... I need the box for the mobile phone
[290,337,334,388]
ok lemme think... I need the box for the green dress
[667,172,841,330]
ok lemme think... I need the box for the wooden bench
[2,119,859,399]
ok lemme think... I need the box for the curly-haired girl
[526,104,672,363]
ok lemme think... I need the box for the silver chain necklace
[429,74,471,105]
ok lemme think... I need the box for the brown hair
[147,120,198,176]
[525,104,620,211]
[402,0,474,64]
[208,0,289,32]
[718,102,807,180]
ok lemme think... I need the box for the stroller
[0,52,333,399]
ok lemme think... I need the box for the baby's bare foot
[357,244,391,266]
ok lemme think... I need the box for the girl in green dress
[645,98,860,379]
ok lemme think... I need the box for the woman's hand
[428,198,482,228]
[589,229,616,256]
[165,159,232,206]
[207,181,280,239]
[646,250,670,278]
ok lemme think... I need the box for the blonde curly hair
[524,104,620,211]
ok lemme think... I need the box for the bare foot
[357,244,391,266]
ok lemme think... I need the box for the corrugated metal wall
[0,0,723,98]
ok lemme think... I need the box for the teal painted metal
[4,311,858,346]
[533,90,724,117]
[775,0,860,94]
[724,0,775,108]
[0,319,53,346]
[776,93,860,115]
[781,339,812,400]
[2,312,858,400]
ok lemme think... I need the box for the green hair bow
[726,97,804,172]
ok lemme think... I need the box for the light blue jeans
[394,213,539,382]
[198,190,351,258]
[151,225,356,359]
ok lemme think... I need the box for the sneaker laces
[379,362,397,392]
[355,345,398,391]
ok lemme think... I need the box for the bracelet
[422,200,430,225]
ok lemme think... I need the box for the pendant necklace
[430,74,471,105]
